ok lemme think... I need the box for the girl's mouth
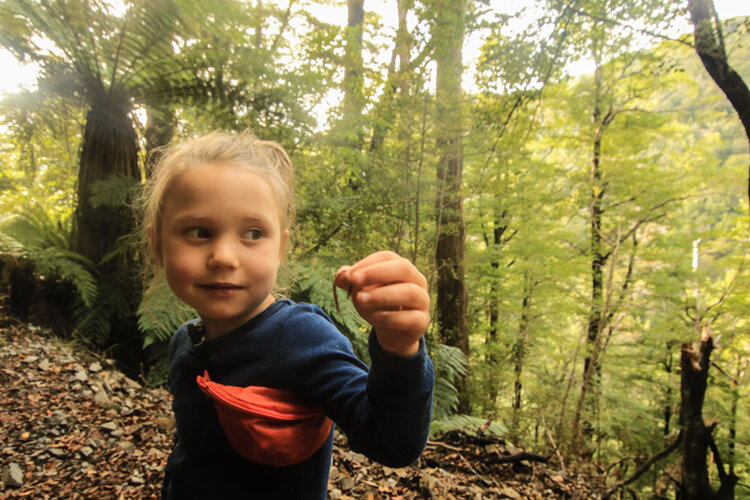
[199,283,243,295]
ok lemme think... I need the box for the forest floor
[0,316,606,499]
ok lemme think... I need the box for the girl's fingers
[334,266,353,290]
[370,309,430,335]
[348,257,427,290]
[346,250,401,273]
[355,282,429,311]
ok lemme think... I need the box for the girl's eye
[244,228,263,241]
[186,227,210,239]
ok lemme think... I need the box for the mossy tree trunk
[432,0,470,414]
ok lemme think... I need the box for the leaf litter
[0,318,603,499]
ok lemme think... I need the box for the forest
[0,0,748,498]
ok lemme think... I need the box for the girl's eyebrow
[170,214,272,225]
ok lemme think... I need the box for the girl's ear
[147,226,162,264]
[278,229,290,263]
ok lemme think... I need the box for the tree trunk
[679,336,714,499]
[72,92,140,272]
[572,48,609,454]
[369,0,413,153]
[433,0,469,414]
[679,333,738,499]
[341,0,366,148]
[686,0,750,209]
[663,342,675,436]
[510,274,533,436]
[486,218,507,406]
[144,104,176,177]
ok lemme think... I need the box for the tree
[686,0,750,209]
[430,0,470,413]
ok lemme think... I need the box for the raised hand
[334,251,430,357]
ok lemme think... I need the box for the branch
[565,7,693,48]
[602,431,683,499]
[481,451,550,465]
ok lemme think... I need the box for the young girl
[143,130,434,499]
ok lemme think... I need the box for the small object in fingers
[333,270,352,315]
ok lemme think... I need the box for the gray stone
[2,463,23,488]
[101,421,118,432]
[129,474,145,485]
[88,362,102,372]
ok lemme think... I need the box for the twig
[540,411,566,474]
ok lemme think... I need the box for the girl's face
[154,162,289,338]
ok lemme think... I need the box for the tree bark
[510,274,533,436]
[72,91,140,272]
[341,0,366,148]
[679,333,738,499]
[144,104,176,177]
[679,336,713,499]
[686,0,750,209]
[572,46,609,454]
[433,0,469,414]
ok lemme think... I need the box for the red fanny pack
[196,371,333,466]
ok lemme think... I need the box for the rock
[340,477,355,491]
[48,448,65,457]
[329,466,341,482]
[101,421,118,432]
[38,358,50,371]
[22,356,39,364]
[118,440,135,452]
[80,446,94,457]
[94,391,109,404]
[74,370,88,382]
[88,362,102,373]
[2,462,23,488]
[501,486,522,499]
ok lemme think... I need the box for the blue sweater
[162,299,434,499]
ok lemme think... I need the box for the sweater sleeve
[276,305,434,467]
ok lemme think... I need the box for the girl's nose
[207,238,239,269]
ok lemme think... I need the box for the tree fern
[0,211,98,308]
[137,276,196,347]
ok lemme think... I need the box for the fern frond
[137,276,196,347]
[74,304,112,344]
[88,175,139,209]
[34,247,98,307]
[288,258,369,359]
[431,414,508,439]
[0,210,98,309]
[431,344,469,419]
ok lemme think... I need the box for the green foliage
[431,343,469,420]
[0,211,97,308]
[431,414,508,439]
[0,1,749,492]
[287,257,369,360]
[137,276,196,348]
[89,175,140,210]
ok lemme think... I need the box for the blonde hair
[140,130,295,291]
